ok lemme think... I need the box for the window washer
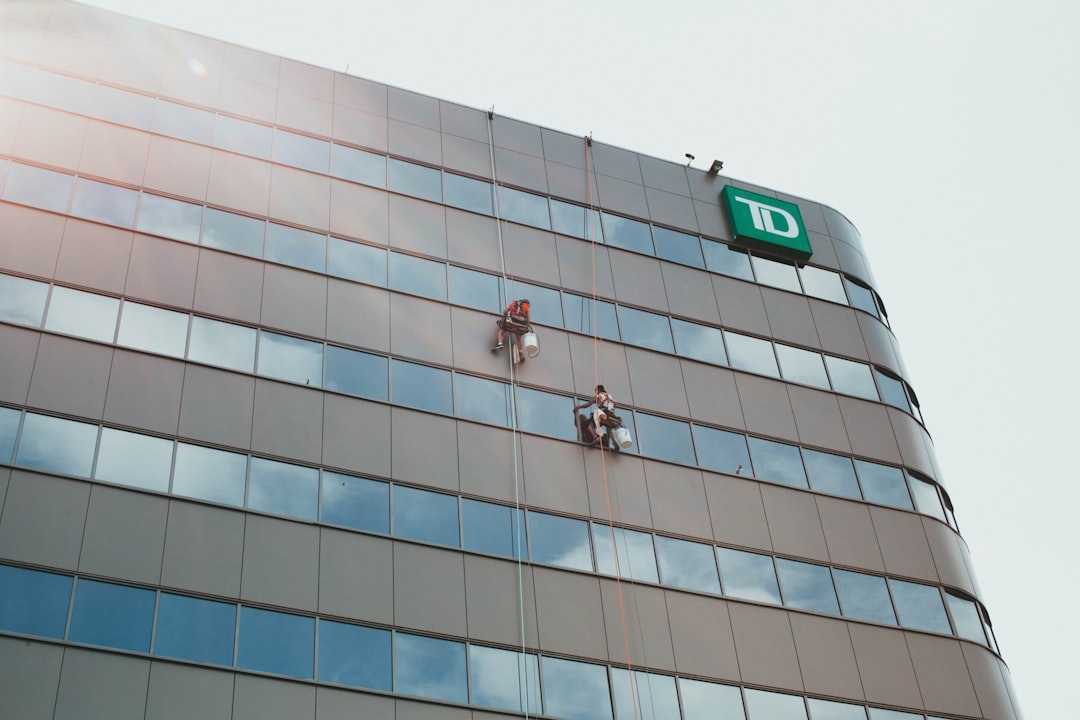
[492,298,532,361]
[573,384,623,450]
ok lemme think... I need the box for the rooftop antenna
[685,153,695,166]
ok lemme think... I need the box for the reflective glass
[833,569,896,624]
[825,356,878,400]
[854,460,913,510]
[654,535,721,593]
[153,100,214,144]
[750,255,801,292]
[601,213,653,254]
[44,286,119,342]
[634,413,695,465]
[331,144,386,187]
[679,678,745,720]
[515,387,578,441]
[392,485,459,547]
[448,265,501,313]
[0,565,72,639]
[563,294,620,340]
[248,457,318,521]
[550,199,601,241]
[747,436,808,489]
[744,688,808,720]
[93,84,154,129]
[328,237,387,286]
[0,274,48,326]
[172,443,247,507]
[498,186,550,229]
[702,239,753,280]
[799,266,847,303]
[390,360,453,414]
[117,301,189,357]
[389,252,447,301]
[454,373,511,426]
[874,369,911,412]
[154,593,236,665]
[325,345,388,400]
[0,407,19,463]
[715,547,781,603]
[15,413,97,477]
[908,474,946,522]
[652,226,704,268]
[888,579,951,633]
[188,316,256,372]
[776,344,829,388]
[24,65,93,114]
[394,632,467,703]
[469,645,541,713]
[843,278,878,317]
[213,114,272,158]
[461,499,525,559]
[137,194,202,243]
[807,698,868,720]
[541,656,613,720]
[321,472,390,533]
[945,592,987,643]
[94,427,172,492]
[671,319,726,365]
[69,579,154,652]
[693,425,752,476]
[506,279,563,329]
[237,606,315,678]
[70,178,138,226]
[775,558,839,614]
[201,207,265,257]
[443,172,493,215]
[617,306,673,353]
[266,223,326,273]
[868,710,922,720]
[257,331,324,386]
[388,158,441,202]
[272,129,330,174]
[802,448,861,499]
[725,332,780,377]
[610,668,679,720]
[2,162,72,212]
[528,511,592,571]
[593,524,658,583]
[317,620,391,690]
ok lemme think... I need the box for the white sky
[76,1,1080,716]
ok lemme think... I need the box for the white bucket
[521,331,540,357]
[611,426,632,449]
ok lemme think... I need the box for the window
[272,129,330,174]
[541,656,613,720]
[617,306,673,353]
[247,457,318,521]
[799,266,848,304]
[679,678,745,720]
[237,606,315,678]
[325,346,388,400]
[563,294,620,340]
[454,373,511,426]
[257,331,324,386]
[702,239,753,280]
[317,620,391,690]
[506,279,564,329]
[70,177,138,226]
[528,511,592,571]
[15,413,98,477]
[775,558,839,614]
[610,668,679,720]
[655,535,721,593]
[448,265,501,313]
[93,84,154,129]
[0,565,72,639]
[266,223,327,273]
[94,427,173,493]
[635,412,695,464]
[550,199,601,241]
[715,547,781,604]
[331,144,386,187]
[908,473,946,522]
[443,172,493,215]
[0,274,48,327]
[652,226,704,268]
[854,460,912,510]
[153,100,214,144]
[2,162,72,212]
[693,425,752,476]
[825,355,878,400]
[0,407,19,464]
[747,436,808,489]
[750,255,801,292]
[202,208,265,257]
[498,186,550,229]
[388,159,441,202]
[469,645,541,714]
[874,369,911,412]
[725,332,780,377]
[389,252,447,300]
[776,344,829,388]
[515,387,577,441]
[833,569,896,625]
[188,317,256,372]
[328,237,387,286]
[392,485,459,547]
[461,499,526,559]
[390,359,453,414]
[69,579,155,652]
[44,286,119,343]
[806,698,868,720]
[137,194,202,243]
[321,472,389,533]
[213,114,272,158]
[117,301,189,357]
[888,579,950,634]
[172,443,247,507]
[672,319,726,365]
[801,448,861,500]
[600,212,652,254]
[394,632,467,704]
[593,524,658,583]
[154,593,236,666]
[843,278,879,317]
[945,592,987,644]
[744,689,808,720]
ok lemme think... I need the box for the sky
[76,1,1080,716]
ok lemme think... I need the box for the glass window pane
[751,255,801,292]
[654,535,721,593]
[0,565,72,639]
[0,274,48,326]
[44,286,119,342]
[716,547,780,604]
[392,485,459,547]
[672,319,727,365]
[843,278,879,317]
[617,306,673,353]
[93,84,154,129]
[635,413,694,465]
[807,698,868,720]
[801,448,861,499]
[248,457,318,521]
[945,592,986,643]
[908,474,946,522]
[237,606,315,678]
[833,569,896,625]
[747,436,808,489]
[693,425,751,476]
[888,579,951,633]
[172,443,247,507]
[321,472,389,533]
[394,632,467,703]
[188,316,256,372]
[390,360,452,414]
[317,619,391,690]
[2,162,72,212]
[469,645,541,714]
[461,499,525,559]
[213,114,272,158]
[679,678,745,720]
[652,226,704,268]
[776,344,829,388]
[745,689,808,720]
[273,129,330,174]
[725,332,779,377]
[201,208,265,257]
[389,252,447,301]
[443,172,493,214]
[69,579,154,652]
[799,266,847,303]
[776,558,839,614]
[15,413,97,477]
[325,346,388,400]
[94,427,172,492]
[498,186,550,229]
[70,178,138,226]
[0,407,19,464]
[702,239,753,280]
[454,373,511,426]
[825,356,878,400]
[869,709,922,720]
[257,331,324,386]
[153,100,214,144]
[611,668,679,720]
[550,199,600,241]
[506,279,563,329]
[541,656,613,720]
[328,237,387,286]
[137,194,202,243]
[528,511,592,571]
[448,265,501,313]
[332,144,386,186]
[388,159,441,202]
[854,460,913,510]
[154,593,235,665]
[874,369,911,412]
[266,223,327,273]
[117,301,189,357]
[601,213,652,254]
[593,524,658,583]
[563,294,620,341]
[515,387,578,441]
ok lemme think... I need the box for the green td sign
[720,185,812,262]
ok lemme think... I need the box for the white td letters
[733,197,800,238]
